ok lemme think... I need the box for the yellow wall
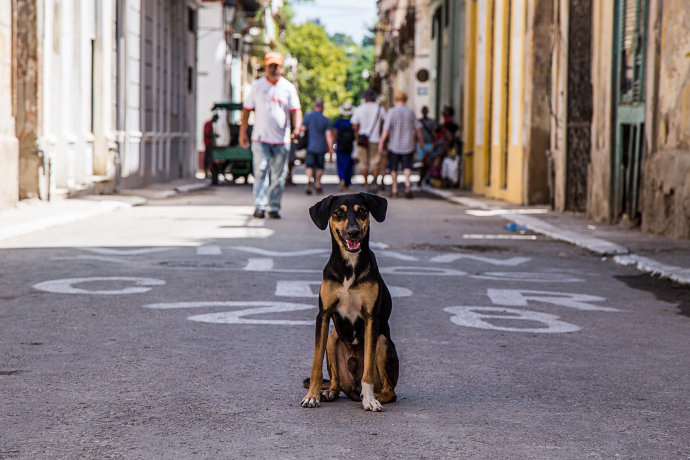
[469,0,527,204]
[472,0,493,195]
[462,1,477,188]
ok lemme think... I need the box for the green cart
[209,102,253,185]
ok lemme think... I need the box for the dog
[301,193,399,412]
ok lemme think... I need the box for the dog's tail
[303,378,331,389]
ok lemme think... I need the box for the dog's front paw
[300,393,320,408]
[361,396,383,412]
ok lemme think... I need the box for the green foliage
[285,21,348,119]
[282,1,375,118]
[345,44,375,106]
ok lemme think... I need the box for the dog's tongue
[346,239,361,251]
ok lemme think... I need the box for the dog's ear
[309,195,336,230]
[360,193,387,223]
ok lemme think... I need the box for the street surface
[1,165,689,459]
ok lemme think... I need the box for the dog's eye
[357,208,368,218]
[333,210,346,219]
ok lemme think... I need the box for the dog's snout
[346,225,362,239]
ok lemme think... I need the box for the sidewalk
[0,176,688,285]
[0,178,210,242]
[422,185,690,286]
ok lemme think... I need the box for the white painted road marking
[242,258,321,273]
[34,277,165,295]
[444,306,580,333]
[487,289,617,312]
[196,245,222,255]
[430,254,531,266]
[274,280,413,298]
[462,234,538,240]
[229,247,329,257]
[380,266,467,276]
[78,247,174,256]
[142,301,314,325]
[52,255,130,264]
[471,272,584,282]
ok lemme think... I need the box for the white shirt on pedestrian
[243,77,301,145]
[351,102,385,143]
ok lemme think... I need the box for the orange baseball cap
[265,52,283,66]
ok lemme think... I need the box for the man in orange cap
[240,51,302,219]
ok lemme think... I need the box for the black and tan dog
[301,193,398,412]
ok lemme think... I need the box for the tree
[344,41,375,106]
[285,22,348,119]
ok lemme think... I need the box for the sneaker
[338,183,346,192]
[253,209,265,218]
[315,187,323,195]
[268,211,281,219]
[405,189,413,199]
[305,184,313,195]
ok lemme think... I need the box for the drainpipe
[545,149,554,210]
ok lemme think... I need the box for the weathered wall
[640,0,690,238]
[15,0,47,200]
[524,0,552,204]
[0,0,19,210]
[587,0,615,222]
[550,0,568,211]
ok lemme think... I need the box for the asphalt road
[1,172,689,459]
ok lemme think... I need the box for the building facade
[377,0,688,239]
[2,0,200,212]
[0,1,19,209]
[553,0,690,238]
[464,0,552,204]
[375,0,432,113]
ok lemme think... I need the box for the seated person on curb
[426,121,460,188]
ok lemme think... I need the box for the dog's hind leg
[374,334,399,404]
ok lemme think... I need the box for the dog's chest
[334,276,363,323]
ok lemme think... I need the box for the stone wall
[641,0,690,238]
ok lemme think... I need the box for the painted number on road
[444,307,581,333]
[143,301,314,325]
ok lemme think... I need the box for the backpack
[337,119,355,153]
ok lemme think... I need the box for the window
[188,7,195,32]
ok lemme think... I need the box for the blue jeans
[252,142,289,211]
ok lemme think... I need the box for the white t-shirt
[351,102,385,143]
[243,77,301,145]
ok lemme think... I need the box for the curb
[0,180,209,242]
[613,254,690,286]
[422,186,690,286]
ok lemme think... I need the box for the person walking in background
[378,90,424,199]
[239,51,301,219]
[301,98,334,195]
[333,102,356,191]
[417,106,438,185]
[351,88,385,193]
[203,113,219,177]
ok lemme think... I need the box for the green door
[612,0,648,223]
